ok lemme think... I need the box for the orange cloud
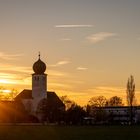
[55,24,94,28]
[0,52,23,60]
[87,32,117,43]
[49,60,70,67]
[77,67,88,71]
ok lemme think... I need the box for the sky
[0,0,140,105]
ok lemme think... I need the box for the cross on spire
[38,52,40,59]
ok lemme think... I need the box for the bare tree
[126,75,135,124]
[88,96,107,123]
[88,96,107,107]
[127,75,135,106]
[106,96,124,107]
[10,89,18,100]
[0,88,18,101]
[60,95,75,110]
[66,104,86,125]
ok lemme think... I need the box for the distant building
[86,106,140,124]
[104,106,140,124]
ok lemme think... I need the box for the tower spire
[38,52,40,59]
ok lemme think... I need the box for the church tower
[32,53,47,100]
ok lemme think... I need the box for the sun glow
[0,79,16,84]
[0,89,11,94]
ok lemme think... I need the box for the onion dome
[33,53,46,74]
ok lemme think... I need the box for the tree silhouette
[88,96,107,123]
[106,96,123,107]
[0,87,18,101]
[60,95,75,110]
[65,104,86,125]
[88,96,107,107]
[37,98,65,123]
[126,75,135,124]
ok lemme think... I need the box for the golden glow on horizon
[0,89,12,101]
[0,89,11,94]
[0,66,140,105]
[0,79,16,84]
[0,77,140,105]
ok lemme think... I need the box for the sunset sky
[0,0,140,105]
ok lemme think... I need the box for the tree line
[56,75,136,125]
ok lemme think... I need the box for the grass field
[0,125,140,140]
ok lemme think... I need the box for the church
[14,54,65,122]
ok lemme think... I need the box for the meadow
[0,125,139,140]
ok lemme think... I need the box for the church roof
[15,89,65,107]
[46,91,64,107]
[15,89,33,100]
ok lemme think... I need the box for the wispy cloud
[0,63,32,86]
[0,62,68,88]
[55,24,94,28]
[48,70,67,77]
[57,61,70,65]
[0,52,23,60]
[87,86,125,98]
[49,83,72,89]
[49,60,70,67]
[77,67,88,71]
[59,38,72,41]
[0,72,18,80]
[0,72,31,86]
[87,32,117,43]
[0,63,32,74]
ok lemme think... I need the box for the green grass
[0,125,140,140]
